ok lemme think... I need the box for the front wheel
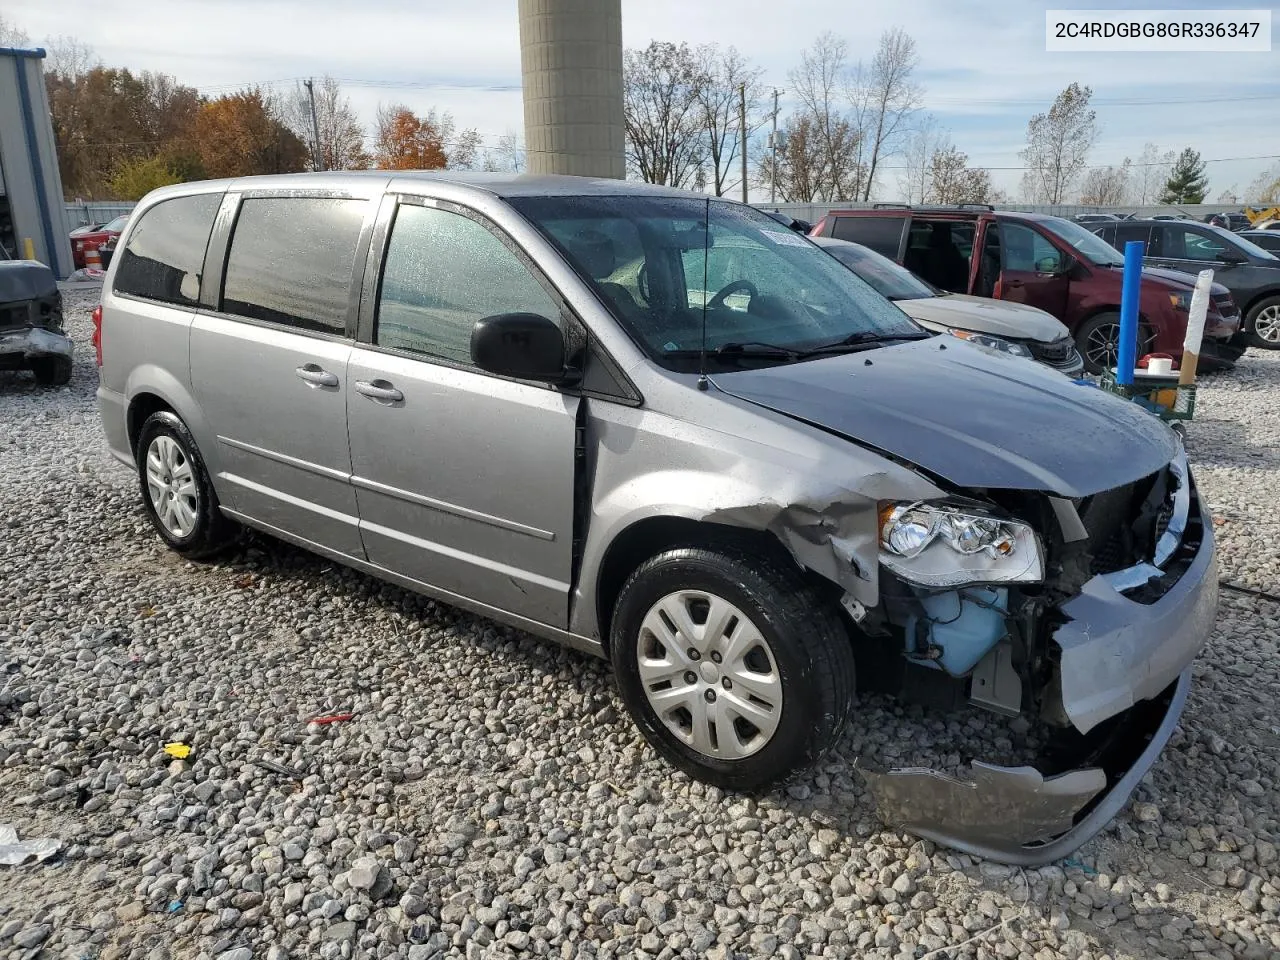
[610,545,856,790]
[135,411,237,559]
[30,355,72,386]
[1075,312,1155,376]
[1245,296,1280,349]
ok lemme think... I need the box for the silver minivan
[97,173,1218,864]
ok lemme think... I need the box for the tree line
[623,31,1279,207]
[0,17,520,201]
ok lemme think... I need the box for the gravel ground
[2,286,1279,960]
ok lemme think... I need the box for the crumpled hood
[712,339,1178,497]
[898,294,1068,343]
[0,261,58,305]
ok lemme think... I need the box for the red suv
[810,205,1245,374]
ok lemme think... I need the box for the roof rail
[873,202,912,209]
[955,203,995,210]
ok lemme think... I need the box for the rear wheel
[610,544,856,790]
[135,411,237,559]
[1075,312,1155,376]
[30,355,72,386]
[1245,296,1280,349]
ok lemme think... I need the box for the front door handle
[1004,279,1024,289]
[296,364,339,388]
[354,379,404,403]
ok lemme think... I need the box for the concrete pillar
[518,0,625,179]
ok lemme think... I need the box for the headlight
[879,502,1044,587]
[1168,292,1192,312]
[947,328,1034,359]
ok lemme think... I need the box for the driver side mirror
[1215,251,1247,266]
[471,313,571,383]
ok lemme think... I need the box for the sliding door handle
[296,364,339,388]
[354,379,404,403]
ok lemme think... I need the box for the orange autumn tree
[373,104,480,170]
[194,88,308,179]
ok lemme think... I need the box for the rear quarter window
[221,197,368,335]
[113,194,221,306]
[829,216,906,258]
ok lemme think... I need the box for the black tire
[135,411,237,559]
[1244,295,1280,350]
[610,544,856,791]
[30,355,72,386]
[1075,312,1155,376]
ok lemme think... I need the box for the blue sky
[8,0,1280,199]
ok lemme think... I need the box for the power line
[875,153,1280,173]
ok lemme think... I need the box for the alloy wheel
[1255,304,1280,344]
[636,590,782,760]
[1085,321,1154,372]
[145,435,199,538]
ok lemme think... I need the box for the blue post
[1116,240,1144,385]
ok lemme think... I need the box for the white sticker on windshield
[761,230,814,247]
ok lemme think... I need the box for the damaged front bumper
[0,326,74,365]
[860,669,1189,865]
[861,464,1216,866]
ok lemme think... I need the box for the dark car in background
[0,242,73,385]
[1093,219,1280,349]
[810,205,1244,374]
[69,214,130,269]
[1239,230,1280,255]
[1204,212,1251,232]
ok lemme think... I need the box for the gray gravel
[1,286,1279,959]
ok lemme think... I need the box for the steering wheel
[707,279,758,310]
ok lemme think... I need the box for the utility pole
[769,88,783,204]
[739,83,748,204]
[303,78,323,172]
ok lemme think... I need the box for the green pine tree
[1159,148,1208,204]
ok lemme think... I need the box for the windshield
[821,242,938,300]
[510,195,922,370]
[105,215,130,233]
[1207,224,1279,261]
[1039,216,1125,266]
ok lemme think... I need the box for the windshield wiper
[798,330,930,357]
[664,341,803,361]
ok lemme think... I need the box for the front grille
[1029,336,1079,367]
[1078,467,1172,575]
[1212,293,1238,318]
[0,303,30,331]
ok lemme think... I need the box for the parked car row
[1088,219,1280,349]
[809,204,1247,373]
[94,172,1219,864]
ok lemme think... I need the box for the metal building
[518,0,625,179]
[0,47,73,277]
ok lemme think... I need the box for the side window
[222,197,368,334]
[376,203,561,366]
[830,216,905,257]
[113,194,221,306]
[1165,227,1227,262]
[1000,222,1065,273]
[1114,224,1152,252]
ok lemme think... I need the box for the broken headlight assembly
[945,328,1034,359]
[879,502,1044,587]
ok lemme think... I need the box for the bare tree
[44,35,99,79]
[927,145,998,204]
[695,45,765,197]
[1130,143,1176,205]
[1019,82,1098,203]
[756,115,824,202]
[1215,186,1238,204]
[858,28,921,201]
[899,115,944,203]
[282,76,369,171]
[1247,162,1280,204]
[789,33,862,200]
[623,41,708,188]
[1079,161,1131,205]
[0,15,30,47]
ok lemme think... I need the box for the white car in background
[812,236,1085,377]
